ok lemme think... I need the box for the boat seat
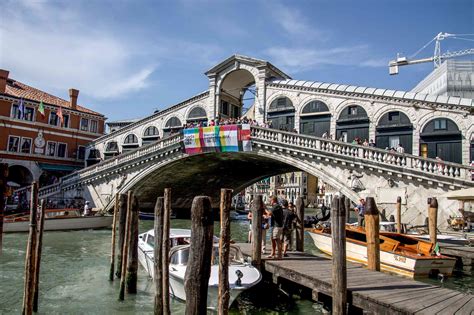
[416,241,433,255]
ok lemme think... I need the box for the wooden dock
[439,242,474,271]
[237,243,474,315]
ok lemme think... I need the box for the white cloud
[265,46,387,72]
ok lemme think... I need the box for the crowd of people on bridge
[184,116,271,129]
[247,196,299,259]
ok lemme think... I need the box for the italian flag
[38,101,45,118]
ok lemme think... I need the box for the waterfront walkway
[238,243,474,315]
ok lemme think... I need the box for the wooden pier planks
[237,243,473,315]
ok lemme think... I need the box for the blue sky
[1,0,473,122]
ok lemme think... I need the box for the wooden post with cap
[162,188,171,315]
[109,193,120,281]
[428,197,438,244]
[119,190,133,300]
[218,188,233,314]
[331,195,347,315]
[295,197,305,252]
[126,196,139,293]
[251,195,263,268]
[32,199,46,312]
[364,197,380,271]
[396,196,402,234]
[153,197,164,314]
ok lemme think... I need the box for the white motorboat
[138,229,262,309]
[308,226,456,278]
[3,209,113,232]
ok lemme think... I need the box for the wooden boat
[3,209,113,232]
[307,226,456,278]
[138,229,261,309]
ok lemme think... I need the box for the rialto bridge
[38,55,474,227]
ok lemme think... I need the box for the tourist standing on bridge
[267,196,284,259]
[396,143,405,154]
[83,201,91,216]
[354,199,366,227]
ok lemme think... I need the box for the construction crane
[389,32,474,75]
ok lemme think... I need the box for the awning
[38,163,82,172]
[440,188,474,201]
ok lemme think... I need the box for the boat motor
[235,270,243,286]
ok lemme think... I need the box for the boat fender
[235,270,243,286]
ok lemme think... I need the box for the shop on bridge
[336,105,369,142]
[267,97,295,131]
[420,118,462,163]
[376,111,413,153]
[299,100,331,137]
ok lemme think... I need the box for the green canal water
[0,216,472,314]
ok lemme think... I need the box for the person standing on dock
[354,199,366,227]
[83,201,91,216]
[282,200,297,257]
[267,196,284,259]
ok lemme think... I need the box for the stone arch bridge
[40,126,474,228]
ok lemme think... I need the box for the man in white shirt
[396,143,405,154]
[83,201,91,216]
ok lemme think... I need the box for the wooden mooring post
[344,197,351,224]
[119,191,133,301]
[331,195,347,315]
[218,189,233,314]
[116,193,128,278]
[22,182,39,315]
[126,196,139,294]
[185,196,214,315]
[162,188,171,315]
[32,199,46,312]
[429,197,438,244]
[0,163,8,254]
[396,196,402,233]
[153,197,164,314]
[109,193,120,281]
[295,197,305,252]
[251,195,263,268]
[365,197,380,271]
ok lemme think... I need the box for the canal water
[1,214,472,314]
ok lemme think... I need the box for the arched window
[376,111,413,153]
[143,126,159,137]
[123,134,138,144]
[300,100,331,137]
[163,116,183,137]
[188,107,207,119]
[267,97,295,131]
[420,118,461,163]
[336,105,369,142]
[142,126,160,145]
[104,141,119,159]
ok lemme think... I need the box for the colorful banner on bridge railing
[183,124,251,154]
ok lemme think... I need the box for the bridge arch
[217,68,257,119]
[267,96,296,131]
[8,164,34,187]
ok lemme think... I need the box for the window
[46,141,56,156]
[388,112,400,122]
[221,101,229,116]
[49,112,59,126]
[11,104,35,121]
[57,143,67,158]
[105,141,119,152]
[434,119,447,130]
[388,136,400,149]
[77,146,86,160]
[90,120,98,133]
[144,126,159,137]
[8,136,20,152]
[80,118,89,131]
[63,115,70,128]
[20,138,32,154]
[124,134,138,144]
[348,106,358,116]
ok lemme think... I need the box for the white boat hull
[308,231,456,277]
[3,216,113,232]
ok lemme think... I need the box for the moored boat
[138,229,262,309]
[4,209,113,232]
[307,226,456,278]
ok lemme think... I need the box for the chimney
[0,69,9,94]
[69,88,79,110]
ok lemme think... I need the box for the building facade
[0,69,106,188]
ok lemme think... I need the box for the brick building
[0,69,105,188]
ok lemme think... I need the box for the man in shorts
[282,200,297,257]
[267,196,284,259]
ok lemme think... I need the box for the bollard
[116,194,128,278]
[331,195,347,315]
[32,199,46,312]
[365,197,380,271]
[251,196,263,268]
[126,196,139,293]
[429,197,438,244]
[162,188,171,315]
[109,193,120,281]
[295,197,305,252]
[218,189,233,314]
[344,197,351,224]
[119,191,133,300]
[22,182,39,315]
[154,197,164,314]
[185,196,214,315]
[396,196,402,234]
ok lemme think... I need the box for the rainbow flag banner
[183,124,252,154]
